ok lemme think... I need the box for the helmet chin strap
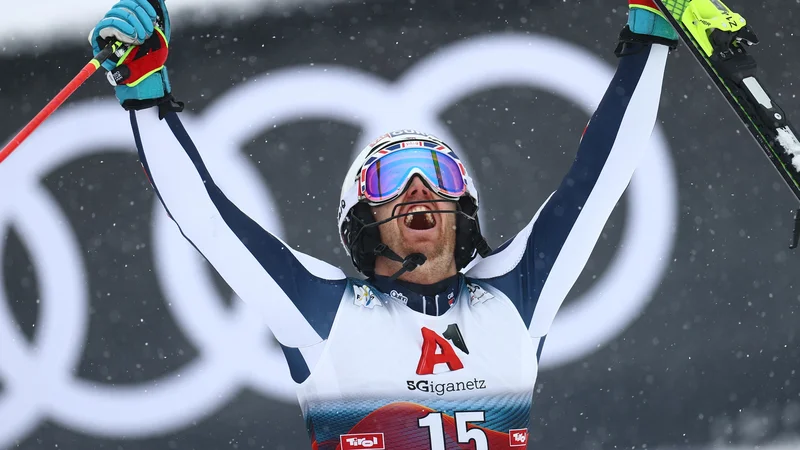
[349,198,483,279]
[372,243,427,281]
[371,198,459,281]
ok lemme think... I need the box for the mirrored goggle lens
[363,147,466,203]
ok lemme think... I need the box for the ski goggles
[359,142,467,205]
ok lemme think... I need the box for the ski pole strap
[615,26,678,57]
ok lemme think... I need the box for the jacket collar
[370,273,462,316]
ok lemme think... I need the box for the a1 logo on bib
[416,324,469,375]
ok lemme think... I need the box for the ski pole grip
[93,41,118,66]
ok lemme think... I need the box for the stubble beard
[379,215,457,280]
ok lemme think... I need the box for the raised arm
[468,5,676,339]
[89,0,348,350]
[132,110,347,348]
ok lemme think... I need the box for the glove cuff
[115,66,171,103]
[118,67,183,119]
[628,7,679,41]
[615,25,678,57]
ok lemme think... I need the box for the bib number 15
[418,411,488,450]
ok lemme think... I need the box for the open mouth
[403,206,436,230]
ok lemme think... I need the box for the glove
[628,0,678,41]
[89,0,182,114]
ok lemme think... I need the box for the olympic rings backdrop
[1,1,799,449]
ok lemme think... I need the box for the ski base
[653,0,800,246]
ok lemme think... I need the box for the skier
[90,0,683,448]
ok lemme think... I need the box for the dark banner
[1,1,798,449]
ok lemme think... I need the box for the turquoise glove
[628,0,679,41]
[89,0,181,113]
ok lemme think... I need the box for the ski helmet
[338,130,489,276]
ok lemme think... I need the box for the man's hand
[89,0,180,112]
[628,0,678,41]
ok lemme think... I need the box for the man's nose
[404,175,434,199]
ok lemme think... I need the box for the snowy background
[0,0,349,52]
[1,0,800,449]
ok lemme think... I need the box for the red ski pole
[0,42,117,165]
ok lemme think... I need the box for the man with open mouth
[87,0,705,447]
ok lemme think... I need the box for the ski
[652,0,800,247]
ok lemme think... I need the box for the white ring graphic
[0,33,676,446]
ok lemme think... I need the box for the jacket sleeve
[130,109,348,348]
[467,43,670,338]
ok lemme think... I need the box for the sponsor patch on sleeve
[354,284,382,308]
[467,283,494,306]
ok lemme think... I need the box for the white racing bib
[295,280,538,450]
